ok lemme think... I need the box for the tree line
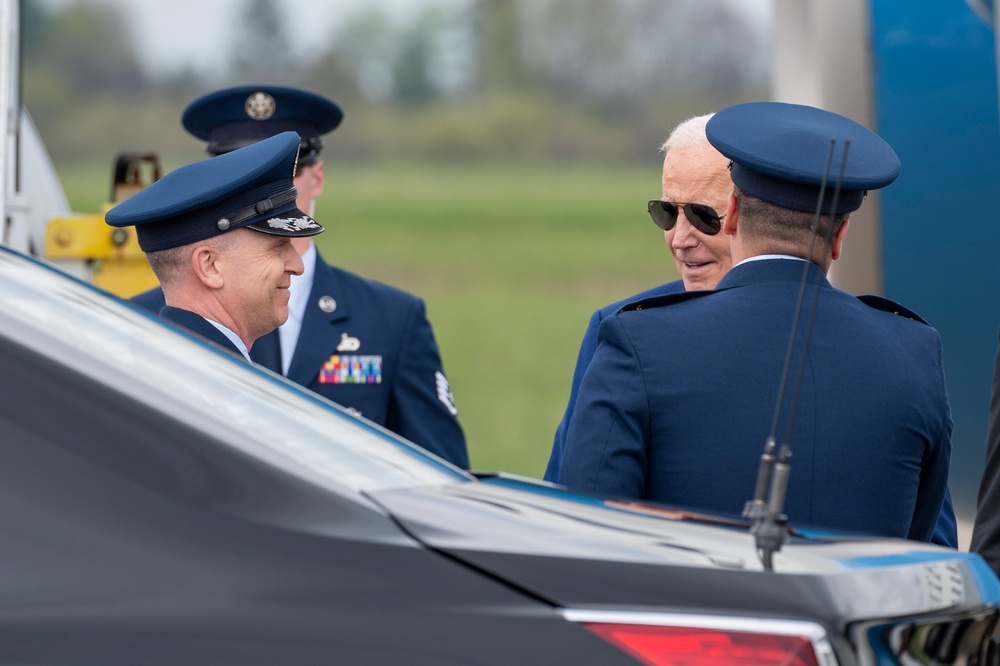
[21,0,769,166]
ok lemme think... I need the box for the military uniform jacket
[257,254,467,468]
[559,258,952,542]
[544,281,684,482]
[131,256,468,469]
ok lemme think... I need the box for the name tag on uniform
[318,354,383,384]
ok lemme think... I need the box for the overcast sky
[40,0,771,78]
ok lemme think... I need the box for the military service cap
[706,102,900,214]
[182,85,344,165]
[105,131,324,252]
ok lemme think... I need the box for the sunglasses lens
[684,203,722,235]
[647,200,679,231]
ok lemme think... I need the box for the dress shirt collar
[279,241,316,375]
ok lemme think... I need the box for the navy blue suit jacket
[559,259,953,542]
[132,252,468,469]
[544,281,684,482]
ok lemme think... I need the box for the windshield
[0,248,470,493]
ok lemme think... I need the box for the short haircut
[145,232,238,286]
[734,186,847,253]
[145,246,187,285]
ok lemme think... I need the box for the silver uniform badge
[266,216,315,232]
[337,333,361,352]
[318,295,337,313]
[245,92,276,120]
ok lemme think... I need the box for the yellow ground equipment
[44,153,161,298]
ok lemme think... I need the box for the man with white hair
[545,114,733,480]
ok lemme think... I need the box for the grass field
[59,160,679,477]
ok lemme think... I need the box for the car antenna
[741,137,851,571]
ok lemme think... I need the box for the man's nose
[286,245,304,275]
[670,216,700,248]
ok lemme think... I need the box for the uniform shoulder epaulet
[616,289,714,314]
[856,294,929,325]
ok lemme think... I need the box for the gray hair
[145,246,188,286]
[146,232,238,286]
[660,113,715,154]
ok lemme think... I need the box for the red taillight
[582,623,822,666]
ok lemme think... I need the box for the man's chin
[680,266,721,291]
[273,305,290,328]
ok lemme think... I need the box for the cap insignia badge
[245,92,276,121]
[265,216,313,231]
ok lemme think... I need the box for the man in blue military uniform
[544,114,731,481]
[558,102,952,542]
[133,86,468,469]
[107,132,323,361]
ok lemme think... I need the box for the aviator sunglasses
[647,200,725,236]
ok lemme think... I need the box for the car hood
[368,475,999,629]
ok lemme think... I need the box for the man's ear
[831,218,850,261]
[191,244,224,289]
[722,192,739,236]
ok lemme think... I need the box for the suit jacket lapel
[287,256,349,385]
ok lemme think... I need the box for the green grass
[59,160,679,477]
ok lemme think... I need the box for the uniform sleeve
[972,336,1000,574]
[558,315,649,498]
[930,487,958,547]
[385,298,469,469]
[544,308,602,482]
[907,336,954,543]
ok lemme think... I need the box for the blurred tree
[20,0,768,166]
[229,0,295,81]
[390,7,469,107]
[519,0,766,113]
[392,38,436,107]
[20,1,207,166]
[23,1,144,94]
[325,8,396,101]
[469,0,536,92]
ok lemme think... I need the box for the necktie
[250,328,283,374]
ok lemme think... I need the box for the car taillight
[581,623,822,666]
[564,611,836,666]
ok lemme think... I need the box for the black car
[1,244,998,666]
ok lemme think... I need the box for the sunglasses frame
[647,200,726,236]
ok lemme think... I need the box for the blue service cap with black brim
[105,131,324,253]
[706,102,901,215]
[182,85,344,165]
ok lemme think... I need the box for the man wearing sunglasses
[557,102,953,544]
[131,86,468,469]
[544,114,733,482]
